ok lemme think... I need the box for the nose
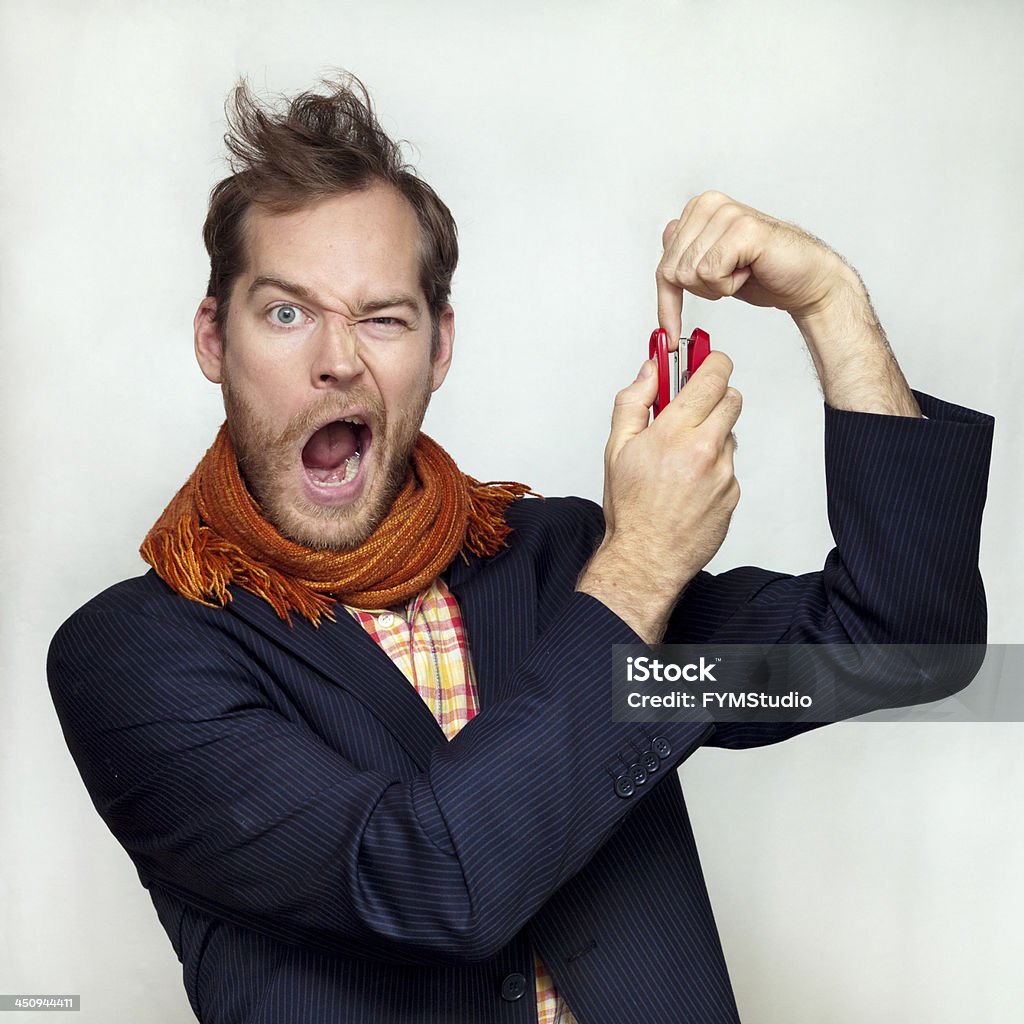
[311,317,365,388]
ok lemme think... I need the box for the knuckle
[726,478,741,508]
[701,372,730,397]
[656,252,682,282]
[697,189,730,208]
[712,459,737,494]
[681,239,703,267]
[714,379,734,402]
[691,437,718,467]
[697,244,724,275]
[720,200,745,221]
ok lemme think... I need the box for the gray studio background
[2,1,1021,1021]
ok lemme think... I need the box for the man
[48,74,992,1024]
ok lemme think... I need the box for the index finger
[656,268,683,352]
[656,217,685,350]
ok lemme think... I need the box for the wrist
[576,539,686,643]
[790,264,873,345]
[790,270,921,417]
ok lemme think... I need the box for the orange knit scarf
[140,424,531,625]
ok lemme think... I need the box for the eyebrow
[248,276,423,317]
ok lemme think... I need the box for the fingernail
[638,359,654,380]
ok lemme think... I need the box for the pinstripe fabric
[48,393,993,1023]
[346,581,575,1022]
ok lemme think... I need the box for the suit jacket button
[652,735,672,760]
[614,775,635,798]
[629,762,647,786]
[501,972,527,1001]
[641,750,660,774]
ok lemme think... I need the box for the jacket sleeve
[48,578,712,966]
[666,391,994,746]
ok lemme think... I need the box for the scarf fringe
[464,479,535,558]
[141,515,338,625]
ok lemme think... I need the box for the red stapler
[649,327,711,417]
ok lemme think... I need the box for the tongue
[302,421,358,471]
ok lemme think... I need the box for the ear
[194,298,225,384]
[430,305,455,392]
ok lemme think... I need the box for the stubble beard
[221,378,433,551]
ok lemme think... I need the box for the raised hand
[579,352,741,642]
[656,191,920,417]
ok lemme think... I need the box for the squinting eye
[270,304,302,326]
[361,317,407,333]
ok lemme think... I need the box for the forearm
[791,264,921,418]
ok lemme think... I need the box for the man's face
[194,185,454,550]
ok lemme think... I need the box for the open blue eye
[271,304,301,326]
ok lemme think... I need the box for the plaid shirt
[346,578,576,1024]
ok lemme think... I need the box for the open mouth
[301,416,372,488]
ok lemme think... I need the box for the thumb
[607,359,656,460]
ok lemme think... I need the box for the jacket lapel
[445,549,537,708]
[225,588,446,771]
[223,536,540,764]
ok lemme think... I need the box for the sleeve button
[614,775,635,799]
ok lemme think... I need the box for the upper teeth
[340,416,364,426]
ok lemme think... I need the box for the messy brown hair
[202,73,458,343]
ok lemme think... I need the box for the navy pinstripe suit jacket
[49,393,992,1023]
